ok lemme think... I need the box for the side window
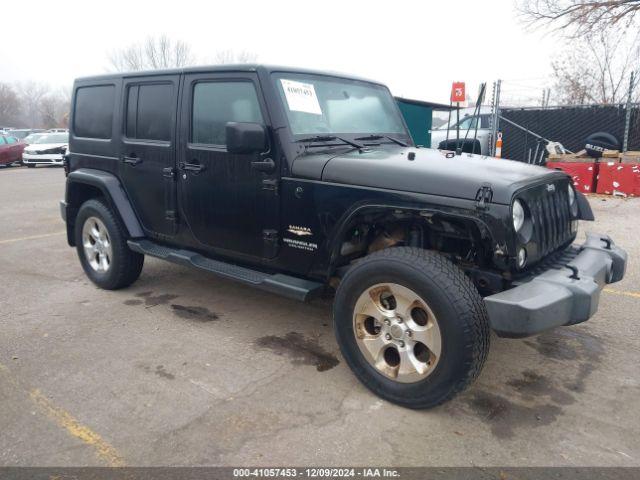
[126,83,173,141]
[73,85,115,139]
[0,137,5,145]
[6,136,16,144]
[192,81,263,145]
[481,115,491,129]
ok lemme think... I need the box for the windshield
[10,130,30,139]
[24,134,45,143]
[33,133,68,144]
[274,73,407,138]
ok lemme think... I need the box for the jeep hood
[291,147,567,205]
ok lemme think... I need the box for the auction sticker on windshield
[280,79,322,115]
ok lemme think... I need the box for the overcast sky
[1,0,560,104]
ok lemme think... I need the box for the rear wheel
[75,199,144,290]
[333,247,490,409]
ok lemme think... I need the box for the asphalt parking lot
[1,166,639,467]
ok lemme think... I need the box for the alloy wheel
[82,216,113,273]
[352,283,442,383]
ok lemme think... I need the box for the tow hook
[554,264,580,280]
[601,237,612,250]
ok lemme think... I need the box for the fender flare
[576,191,594,221]
[65,168,144,238]
[324,201,496,276]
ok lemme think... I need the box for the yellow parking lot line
[604,288,640,299]
[29,389,125,466]
[0,363,125,466]
[0,231,65,245]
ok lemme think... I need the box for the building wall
[397,100,432,147]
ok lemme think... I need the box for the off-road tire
[333,247,490,409]
[75,199,144,290]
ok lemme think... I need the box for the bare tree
[109,35,196,71]
[0,83,20,127]
[518,0,640,37]
[550,31,639,104]
[39,88,71,128]
[16,82,50,127]
[213,49,258,64]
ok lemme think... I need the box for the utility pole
[622,71,635,153]
[490,79,501,156]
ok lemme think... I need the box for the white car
[22,132,68,167]
[430,111,493,155]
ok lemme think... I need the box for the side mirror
[226,122,266,154]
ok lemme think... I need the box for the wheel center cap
[389,324,404,340]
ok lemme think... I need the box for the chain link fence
[487,79,639,164]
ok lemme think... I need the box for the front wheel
[333,247,490,409]
[75,199,144,290]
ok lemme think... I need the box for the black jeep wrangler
[61,65,627,409]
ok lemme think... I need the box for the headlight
[567,185,578,216]
[512,199,525,232]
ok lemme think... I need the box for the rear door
[119,75,179,238]
[178,72,279,258]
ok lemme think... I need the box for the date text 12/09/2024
[233,468,400,478]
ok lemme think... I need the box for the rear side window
[192,81,263,145]
[74,85,115,139]
[126,83,173,141]
[6,136,17,144]
[0,137,5,145]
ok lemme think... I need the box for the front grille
[528,184,573,257]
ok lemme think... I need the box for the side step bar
[128,239,324,302]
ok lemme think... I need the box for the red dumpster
[596,161,640,196]
[546,161,598,194]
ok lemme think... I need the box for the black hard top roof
[75,64,385,86]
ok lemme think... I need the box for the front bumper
[22,152,64,165]
[485,232,627,338]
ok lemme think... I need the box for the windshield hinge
[262,178,279,194]
[475,183,493,210]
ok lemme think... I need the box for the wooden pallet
[547,150,640,163]
[547,150,593,162]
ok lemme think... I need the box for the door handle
[181,161,205,173]
[250,158,275,173]
[122,155,142,166]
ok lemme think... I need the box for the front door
[0,137,8,165]
[178,72,278,259]
[119,75,179,238]
[5,136,21,163]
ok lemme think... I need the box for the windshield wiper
[296,135,363,149]
[354,134,408,147]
